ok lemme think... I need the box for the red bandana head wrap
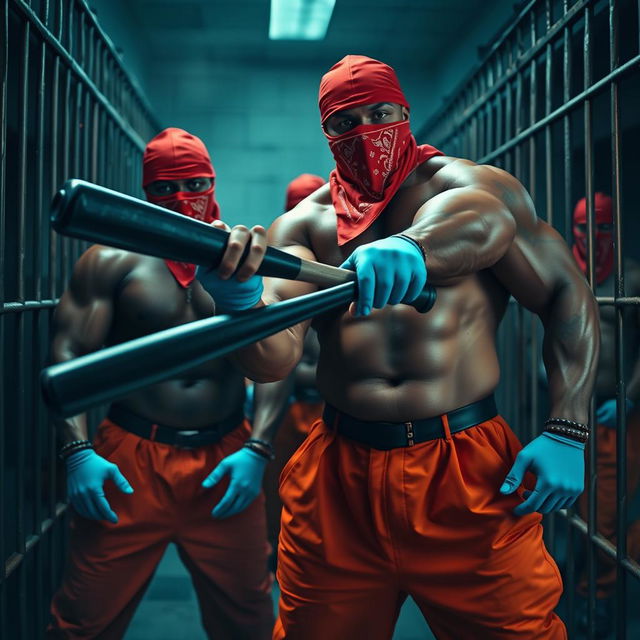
[319,55,442,245]
[285,174,326,211]
[572,193,614,284]
[142,127,220,287]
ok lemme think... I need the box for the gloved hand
[500,432,585,515]
[340,235,427,316]
[66,449,134,523]
[596,398,634,428]
[196,265,263,312]
[202,447,268,519]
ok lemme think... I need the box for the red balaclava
[319,55,442,245]
[572,193,614,284]
[143,127,220,287]
[285,173,326,211]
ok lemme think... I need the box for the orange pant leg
[174,421,274,640]
[264,401,323,548]
[48,420,175,639]
[578,409,640,597]
[274,417,566,640]
[48,419,273,640]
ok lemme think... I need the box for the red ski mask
[285,174,326,211]
[143,127,220,287]
[572,193,614,285]
[319,55,442,245]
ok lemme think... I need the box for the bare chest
[110,260,215,343]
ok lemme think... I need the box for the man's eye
[339,120,353,130]
[374,111,389,119]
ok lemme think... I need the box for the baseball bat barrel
[42,282,356,418]
[51,179,436,313]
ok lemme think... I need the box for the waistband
[106,404,244,448]
[323,395,498,450]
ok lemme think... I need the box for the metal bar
[474,50,640,165]
[595,297,640,306]
[563,16,572,245]
[582,7,598,639]
[16,26,31,613]
[11,0,155,151]
[49,54,59,299]
[61,65,71,287]
[563,513,640,580]
[4,504,68,580]
[609,1,627,637]
[34,7,49,627]
[0,0,7,615]
[544,41,552,225]
[16,14,31,626]
[418,0,589,142]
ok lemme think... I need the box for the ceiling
[126,0,493,70]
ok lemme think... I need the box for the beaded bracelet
[544,424,589,444]
[545,417,590,433]
[59,439,94,460]
[244,441,275,461]
[394,234,427,262]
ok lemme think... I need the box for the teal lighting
[269,0,337,41]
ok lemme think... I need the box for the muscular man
[252,173,326,559]
[571,193,640,636]
[47,128,273,639]
[199,56,599,639]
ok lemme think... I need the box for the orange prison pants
[273,415,566,640]
[264,401,323,547]
[578,409,640,598]
[48,418,274,640]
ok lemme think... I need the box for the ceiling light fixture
[269,0,336,41]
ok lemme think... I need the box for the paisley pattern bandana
[143,128,220,288]
[319,55,442,245]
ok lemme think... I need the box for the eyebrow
[331,103,395,119]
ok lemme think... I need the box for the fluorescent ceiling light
[269,0,336,41]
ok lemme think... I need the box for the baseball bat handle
[51,180,436,313]
[42,282,356,418]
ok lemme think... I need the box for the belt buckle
[175,430,200,449]
[404,422,415,446]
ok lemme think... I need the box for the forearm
[56,414,90,445]
[251,375,295,444]
[542,281,600,423]
[229,306,304,383]
[405,188,516,281]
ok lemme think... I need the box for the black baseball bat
[51,179,437,313]
[42,282,356,418]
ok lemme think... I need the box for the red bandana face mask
[328,119,414,200]
[319,55,442,245]
[572,193,614,285]
[142,128,220,288]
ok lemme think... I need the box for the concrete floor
[125,537,640,640]
[125,544,434,640]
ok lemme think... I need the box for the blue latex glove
[66,449,134,523]
[202,447,268,519]
[596,398,634,428]
[500,432,585,515]
[340,235,427,317]
[196,265,263,312]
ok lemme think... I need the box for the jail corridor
[2,1,640,638]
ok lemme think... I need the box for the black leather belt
[107,404,244,448]
[323,395,498,450]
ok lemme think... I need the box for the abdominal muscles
[316,274,505,421]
